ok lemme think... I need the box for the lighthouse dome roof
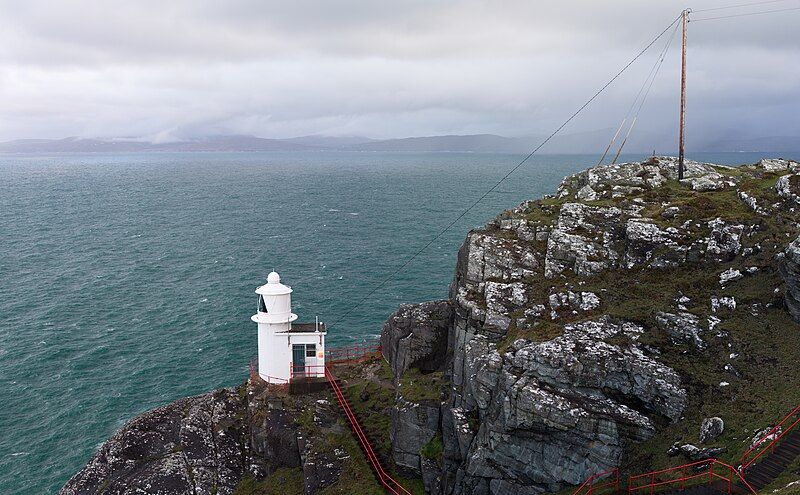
[255,271,292,296]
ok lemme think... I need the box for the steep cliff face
[384,156,800,494]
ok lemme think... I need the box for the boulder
[700,417,724,443]
[719,268,743,285]
[656,312,705,349]
[780,235,800,323]
[756,158,799,173]
[679,444,727,461]
[776,174,800,205]
[381,300,452,379]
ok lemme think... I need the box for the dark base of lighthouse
[289,376,330,395]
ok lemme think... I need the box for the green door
[292,345,306,374]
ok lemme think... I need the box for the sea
[1,150,797,494]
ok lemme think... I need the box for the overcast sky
[0,0,798,144]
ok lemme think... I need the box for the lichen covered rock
[60,389,249,495]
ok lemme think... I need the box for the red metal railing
[627,459,756,495]
[326,341,382,364]
[289,363,327,381]
[740,404,800,471]
[325,364,411,495]
[572,468,619,495]
[250,341,381,384]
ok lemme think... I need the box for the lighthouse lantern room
[251,271,326,383]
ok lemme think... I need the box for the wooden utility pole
[678,9,688,180]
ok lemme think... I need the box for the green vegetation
[342,361,395,458]
[232,468,304,495]
[315,429,385,495]
[398,368,444,403]
[498,316,566,351]
[420,434,443,461]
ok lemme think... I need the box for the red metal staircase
[573,404,800,495]
[738,405,800,491]
[325,365,411,495]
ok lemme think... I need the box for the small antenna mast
[678,8,690,180]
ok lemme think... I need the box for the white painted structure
[251,271,326,383]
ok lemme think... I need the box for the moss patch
[420,434,443,461]
[398,368,444,403]
[232,468,304,495]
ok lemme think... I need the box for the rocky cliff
[382,156,800,494]
[63,156,800,495]
[60,372,391,495]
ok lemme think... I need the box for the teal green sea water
[1,151,797,494]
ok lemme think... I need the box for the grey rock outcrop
[60,389,249,495]
[62,382,351,495]
[437,158,747,494]
[677,444,727,461]
[700,417,725,444]
[443,313,686,493]
[780,235,800,323]
[381,301,452,378]
[757,158,800,173]
[655,312,705,349]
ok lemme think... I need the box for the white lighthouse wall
[287,333,326,378]
[257,323,326,382]
[257,322,290,382]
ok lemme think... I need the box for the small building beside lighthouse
[251,271,326,384]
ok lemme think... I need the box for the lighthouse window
[258,295,267,313]
[305,344,316,357]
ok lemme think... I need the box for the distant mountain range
[0,132,797,154]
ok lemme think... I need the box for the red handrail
[326,341,382,364]
[740,404,800,471]
[325,364,411,495]
[572,468,619,495]
[627,458,756,495]
[290,363,327,381]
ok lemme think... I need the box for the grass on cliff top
[397,368,444,403]
[602,177,800,487]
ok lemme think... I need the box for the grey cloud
[0,0,798,143]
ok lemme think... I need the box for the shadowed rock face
[381,300,452,379]
[780,235,800,322]
[60,389,249,495]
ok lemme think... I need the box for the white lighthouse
[251,271,326,383]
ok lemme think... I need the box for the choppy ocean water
[1,150,796,494]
